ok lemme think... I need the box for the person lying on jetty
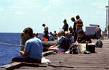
[12,27,43,63]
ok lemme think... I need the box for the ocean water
[0,33,21,66]
[0,33,55,66]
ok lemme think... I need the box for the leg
[12,56,41,63]
[12,56,26,62]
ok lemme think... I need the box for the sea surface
[0,33,55,66]
[0,33,21,66]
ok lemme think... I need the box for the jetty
[1,39,109,70]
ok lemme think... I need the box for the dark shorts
[12,56,41,63]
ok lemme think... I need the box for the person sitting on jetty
[20,33,28,51]
[12,27,43,63]
[64,31,74,46]
[77,29,92,43]
[53,31,58,40]
[48,30,70,53]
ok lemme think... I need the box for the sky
[0,0,108,33]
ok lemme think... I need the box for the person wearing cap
[12,27,43,63]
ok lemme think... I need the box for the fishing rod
[0,42,23,47]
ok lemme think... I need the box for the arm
[20,42,30,57]
[20,49,29,57]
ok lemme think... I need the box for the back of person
[62,19,69,31]
[71,17,77,42]
[63,24,68,31]
[44,27,49,40]
[95,39,103,48]
[58,36,70,51]
[25,37,43,60]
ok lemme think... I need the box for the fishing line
[0,42,22,47]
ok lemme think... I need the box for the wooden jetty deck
[1,39,109,70]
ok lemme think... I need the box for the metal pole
[108,0,109,38]
[106,6,108,38]
[106,0,109,38]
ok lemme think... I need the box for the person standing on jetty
[71,17,77,42]
[62,19,69,32]
[95,25,101,39]
[12,27,43,63]
[42,24,49,41]
[75,15,83,32]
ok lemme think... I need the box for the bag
[86,43,95,53]
[69,44,79,54]
[79,43,86,53]
[95,40,103,48]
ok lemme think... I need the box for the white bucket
[78,43,86,53]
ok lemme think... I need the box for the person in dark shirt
[71,17,77,42]
[53,31,57,39]
[62,19,69,31]
[48,31,70,52]
[95,25,101,39]
[71,17,76,32]
[42,24,49,41]
[77,30,91,43]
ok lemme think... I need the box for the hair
[76,15,80,19]
[42,24,46,27]
[71,17,75,22]
[23,27,33,37]
[57,30,65,37]
[63,19,67,23]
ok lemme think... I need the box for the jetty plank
[1,39,109,70]
[42,50,55,56]
[0,50,54,70]
[1,62,22,70]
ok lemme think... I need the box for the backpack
[69,44,79,54]
[95,40,103,48]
